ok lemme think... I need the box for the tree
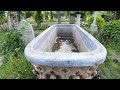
[17,11,26,22]
[101,11,120,20]
[66,11,70,18]
[50,11,54,20]
[113,11,120,20]
[0,11,6,25]
[25,11,34,19]
[35,11,44,28]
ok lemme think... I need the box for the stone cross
[90,12,98,32]
[70,13,75,24]
[92,12,97,25]
[77,14,81,26]
[45,12,49,20]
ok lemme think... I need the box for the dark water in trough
[52,37,79,52]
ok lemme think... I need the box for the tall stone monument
[90,12,98,32]
[76,14,81,26]
[70,13,75,24]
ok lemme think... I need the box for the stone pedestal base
[90,24,98,32]
[32,64,98,79]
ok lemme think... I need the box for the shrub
[40,23,48,30]
[0,53,36,79]
[98,20,120,53]
[87,15,105,30]
[35,11,44,25]
[0,28,25,56]
[49,19,57,22]
[100,20,120,44]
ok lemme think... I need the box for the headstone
[16,12,18,24]
[70,14,75,24]
[76,14,81,26]
[17,19,35,45]
[90,12,98,32]
[7,15,12,29]
[45,12,49,20]
[11,17,14,27]
[57,11,61,24]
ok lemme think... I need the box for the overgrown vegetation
[89,20,120,79]
[0,26,36,79]
[99,58,120,79]
[0,28,25,57]
[98,20,120,53]
[87,15,105,30]
[35,11,44,29]
[0,53,36,79]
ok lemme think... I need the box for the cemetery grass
[95,36,120,79]
[81,24,120,79]
[99,57,120,79]
[0,31,36,79]
[98,42,120,79]
[0,53,36,79]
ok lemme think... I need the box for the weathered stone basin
[24,24,107,79]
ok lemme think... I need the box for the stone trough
[24,24,107,79]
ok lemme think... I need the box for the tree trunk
[18,11,21,22]
[50,11,54,20]
[115,11,120,20]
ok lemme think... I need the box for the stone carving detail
[32,64,98,79]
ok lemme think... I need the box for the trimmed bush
[87,15,105,30]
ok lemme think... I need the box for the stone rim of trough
[24,24,107,67]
